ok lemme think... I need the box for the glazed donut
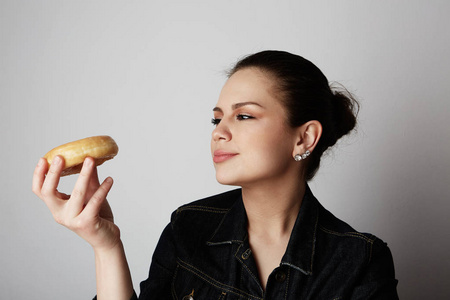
[43,136,119,176]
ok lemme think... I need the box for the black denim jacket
[126,186,398,299]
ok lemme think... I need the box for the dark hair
[229,50,359,181]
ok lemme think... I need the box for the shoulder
[317,202,375,242]
[314,199,393,266]
[304,191,398,297]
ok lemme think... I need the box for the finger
[68,157,95,216]
[87,166,101,195]
[32,158,48,197]
[91,166,100,186]
[40,155,65,199]
[82,177,114,218]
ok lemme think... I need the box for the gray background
[2,1,449,299]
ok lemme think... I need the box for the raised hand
[32,155,120,251]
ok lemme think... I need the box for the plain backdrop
[1,1,449,299]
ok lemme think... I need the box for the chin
[215,172,259,187]
[216,176,239,187]
[215,172,244,187]
[214,164,269,187]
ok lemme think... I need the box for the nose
[212,120,231,142]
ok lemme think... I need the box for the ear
[292,120,322,157]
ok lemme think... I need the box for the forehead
[216,68,281,108]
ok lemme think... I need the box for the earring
[294,150,310,161]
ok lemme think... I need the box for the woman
[32,51,398,299]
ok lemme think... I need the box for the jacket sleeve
[92,220,177,300]
[138,222,178,299]
[350,238,399,299]
[92,291,137,300]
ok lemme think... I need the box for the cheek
[244,132,294,175]
[253,126,294,157]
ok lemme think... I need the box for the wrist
[94,239,134,300]
[93,238,124,258]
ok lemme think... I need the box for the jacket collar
[206,185,319,276]
[206,191,248,245]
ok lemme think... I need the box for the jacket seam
[283,268,291,300]
[368,238,375,263]
[207,240,243,246]
[171,265,179,300]
[318,225,375,243]
[310,209,319,273]
[176,206,230,214]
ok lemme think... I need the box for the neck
[242,179,306,240]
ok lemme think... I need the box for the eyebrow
[213,101,264,112]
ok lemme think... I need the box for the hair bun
[330,87,359,143]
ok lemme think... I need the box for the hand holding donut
[32,136,121,251]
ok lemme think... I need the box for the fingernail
[84,157,92,166]
[37,158,44,166]
[105,177,113,184]
[53,156,60,165]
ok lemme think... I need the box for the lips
[213,150,238,163]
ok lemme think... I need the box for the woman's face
[211,68,300,187]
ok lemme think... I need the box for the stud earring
[294,150,310,161]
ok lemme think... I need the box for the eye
[211,118,221,126]
[236,114,254,121]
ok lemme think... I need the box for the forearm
[94,240,134,300]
